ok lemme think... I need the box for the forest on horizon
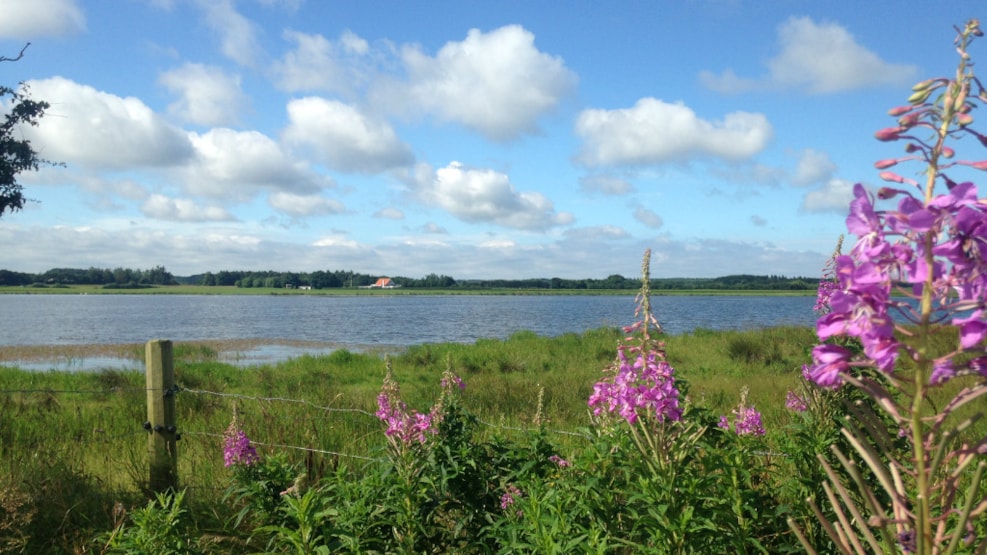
[0,266,820,291]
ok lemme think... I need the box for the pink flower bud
[957,113,974,126]
[962,160,987,171]
[942,146,955,158]
[874,159,899,169]
[879,171,906,183]
[874,127,903,141]
[897,112,922,127]
[888,105,914,117]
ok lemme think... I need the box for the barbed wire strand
[182,431,386,462]
[0,387,150,395]
[179,387,378,418]
[181,386,591,440]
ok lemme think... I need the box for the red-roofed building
[371,277,397,288]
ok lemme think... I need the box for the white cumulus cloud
[791,148,837,187]
[632,207,664,229]
[575,97,772,166]
[186,128,328,199]
[801,178,856,213]
[141,194,236,222]
[158,63,248,126]
[411,161,574,231]
[274,29,371,94]
[0,0,85,38]
[700,16,917,94]
[398,25,577,141]
[268,191,345,217]
[374,207,405,220]
[24,77,194,169]
[194,0,265,67]
[283,97,414,173]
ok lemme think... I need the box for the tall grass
[1,323,979,552]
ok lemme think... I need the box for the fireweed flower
[588,345,682,424]
[719,389,766,436]
[376,366,437,445]
[806,179,987,387]
[223,410,259,467]
[548,454,570,468]
[376,358,465,445]
[500,483,523,511]
[732,404,766,436]
[717,415,730,430]
[785,390,808,413]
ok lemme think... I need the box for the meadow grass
[0,324,979,552]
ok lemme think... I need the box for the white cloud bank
[397,25,578,141]
[409,161,574,231]
[700,17,917,94]
[283,97,414,173]
[575,98,772,166]
[25,77,194,169]
[158,63,248,127]
[0,0,85,39]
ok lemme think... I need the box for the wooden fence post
[146,339,178,493]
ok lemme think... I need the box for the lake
[0,294,819,370]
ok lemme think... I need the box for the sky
[0,0,983,280]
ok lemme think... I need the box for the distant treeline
[0,266,178,287]
[0,267,819,291]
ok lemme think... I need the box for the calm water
[0,294,818,369]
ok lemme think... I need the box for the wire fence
[0,377,591,473]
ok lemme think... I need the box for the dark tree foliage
[1,44,53,218]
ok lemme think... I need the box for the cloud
[700,16,917,94]
[141,194,236,222]
[312,233,365,249]
[0,0,85,38]
[283,97,414,173]
[194,0,265,67]
[397,25,577,141]
[186,128,329,199]
[0,221,829,279]
[791,148,837,187]
[801,178,856,212]
[632,207,664,229]
[578,174,635,195]
[267,192,345,217]
[158,63,248,126]
[24,77,194,169]
[273,29,371,94]
[575,98,772,166]
[374,207,405,220]
[409,161,575,231]
[420,222,447,234]
[562,225,630,241]
[751,215,768,227]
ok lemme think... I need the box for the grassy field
[0,323,977,552]
[0,326,809,549]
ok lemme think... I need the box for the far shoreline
[0,284,816,297]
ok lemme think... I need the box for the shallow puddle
[0,340,368,372]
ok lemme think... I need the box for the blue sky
[0,0,982,279]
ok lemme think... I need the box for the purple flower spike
[807,344,854,389]
[223,416,259,467]
[785,391,808,412]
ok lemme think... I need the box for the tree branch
[0,43,30,63]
